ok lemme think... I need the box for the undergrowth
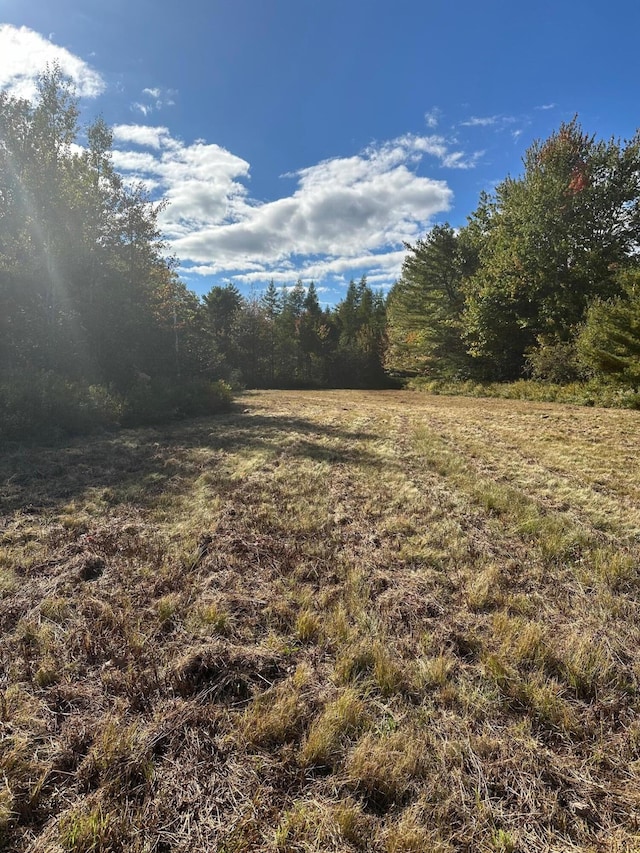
[0,372,234,441]
[407,376,640,409]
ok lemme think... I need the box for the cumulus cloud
[172,137,452,267]
[0,24,104,100]
[113,124,173,150]
[111,126,476,289]
[112,126,251,231]
[227,250,409,290]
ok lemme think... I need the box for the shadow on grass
[0,407,381,514]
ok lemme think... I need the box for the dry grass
[1,390,640,851]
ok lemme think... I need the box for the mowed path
[1,390,639,852]
[249,389,640,534]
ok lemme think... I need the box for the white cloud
[113,124,172,150]
[424,107,441,128]
[441,149,484,169]
[112,127,471,290]
[0,24,104,100]
[131,85,177,115]
[536,103,557,110]
[460,115,500,127]
[399,134,483,169]
[171,139,452,266]
[132,102,152,116]
[222,250,409,288]
[459,115,522,140]
[112,124,251,232]
[112,148,164,173]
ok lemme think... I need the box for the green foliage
[577,269,640,389]
[0,373,232,441]
[200,284,244,381]
[461,119,640,378]
[121,378,233,427]
[199,276,390,390]
[0,372,122,441]
[385,224,473,378]
[525,338,584,383]
[0,68,177,388]
[406,376,640,408]
[331,276,389,387]
[58,804,114,852]
[0,67,236,438]
[384,119,640,386]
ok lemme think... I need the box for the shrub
[405,375,640,409]
[0,371,234,441]
[121,378,233,426]
[0,371,121,441]
[525,338,584,383]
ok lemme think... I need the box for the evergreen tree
[201,284,244,381]
[276,280,306,384]
[232,296,271,387]
[299,282,325,384]
[332,277,388,387]
[385,224,470,377]
[577,269,640,389]
[260,280,281,385]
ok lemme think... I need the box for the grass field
[2,389,639,852]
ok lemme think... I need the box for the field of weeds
[1,389,640,852]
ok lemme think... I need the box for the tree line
[0,68,390,439]
[3,69,640,439]
[202,276,387,390]
[386,119,640,388]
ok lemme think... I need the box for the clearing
[1,389,639,852]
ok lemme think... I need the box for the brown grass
[1,389,640,851]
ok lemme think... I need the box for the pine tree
[385,224,470,377]
[577,269,640,389]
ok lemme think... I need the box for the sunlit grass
[1,389,640,851]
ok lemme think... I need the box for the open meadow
[1,389,640,852]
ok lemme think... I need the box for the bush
[0,372,234,442]
[577,291,640,390]
[525,339,585,383]
[0,372,122,441]
[121,378,233,427]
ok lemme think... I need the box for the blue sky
[1,0,639,304]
